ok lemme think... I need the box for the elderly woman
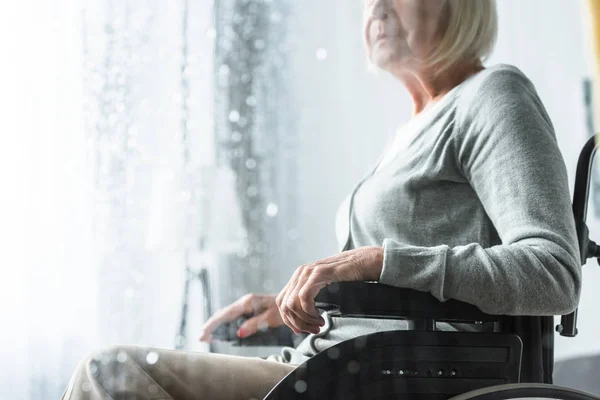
[63,0,581,399]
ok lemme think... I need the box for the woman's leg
[62,346,297,400]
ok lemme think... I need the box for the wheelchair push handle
[558,134,600,337]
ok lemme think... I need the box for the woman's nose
[372,5,389,21]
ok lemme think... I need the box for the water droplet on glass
[266,203,279,217]
[354,335,367,350]
[348,360,360,374]
[229,110,240,123]
[89,363,99,376]
[316,48,328,60]
[219,64,230,75]
[327,283,340,293]
[246,96,257,107]
[246,159,257,169]
[327,347,340,360]
[232,131,242,142]
[247,186,258,197]
[117,351,128,363]
[294,380,308,393]
[81,382,92,392]
[146,351,159,365]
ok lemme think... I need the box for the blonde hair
[427,0,498,73]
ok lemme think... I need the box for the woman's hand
[276,246,384,335]
[198,293,284,342]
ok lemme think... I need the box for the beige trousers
[61,346,297,400]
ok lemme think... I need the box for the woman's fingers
[277,265,327,335]
[298,281,328,323]
[237,307,285,338]
[198,294,265,342]
[280,312,300,335]
[276,269,300,331]
[237,315,265,338]
[281,301,321,334]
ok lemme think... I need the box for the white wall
[289,0,600,361]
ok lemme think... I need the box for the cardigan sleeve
[378,67,581,316]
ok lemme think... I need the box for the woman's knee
[78,345,170,397]
[64,346,142,399]
[78,345,143,381]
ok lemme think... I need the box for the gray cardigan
[278,64,581,382]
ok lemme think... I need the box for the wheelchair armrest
[315,281,500,324]
[212,282,498,346]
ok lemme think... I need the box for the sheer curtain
[0,1,219,398]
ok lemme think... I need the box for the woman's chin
[371,52,405,73]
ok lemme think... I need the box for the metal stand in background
[175,0,215,352]
[176,240,214,351]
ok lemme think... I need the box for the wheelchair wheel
[449,383,600,400]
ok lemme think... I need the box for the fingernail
[237,328,247,338]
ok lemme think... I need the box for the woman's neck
[392,61,484,115]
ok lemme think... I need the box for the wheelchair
[212,135,600,399]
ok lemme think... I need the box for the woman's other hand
[198,293,284,342]
[276,246,384,335]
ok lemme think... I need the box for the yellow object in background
[587,0,600,138]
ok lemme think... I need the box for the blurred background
[1,0,600,398]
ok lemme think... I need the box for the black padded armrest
[315,282,500,323]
